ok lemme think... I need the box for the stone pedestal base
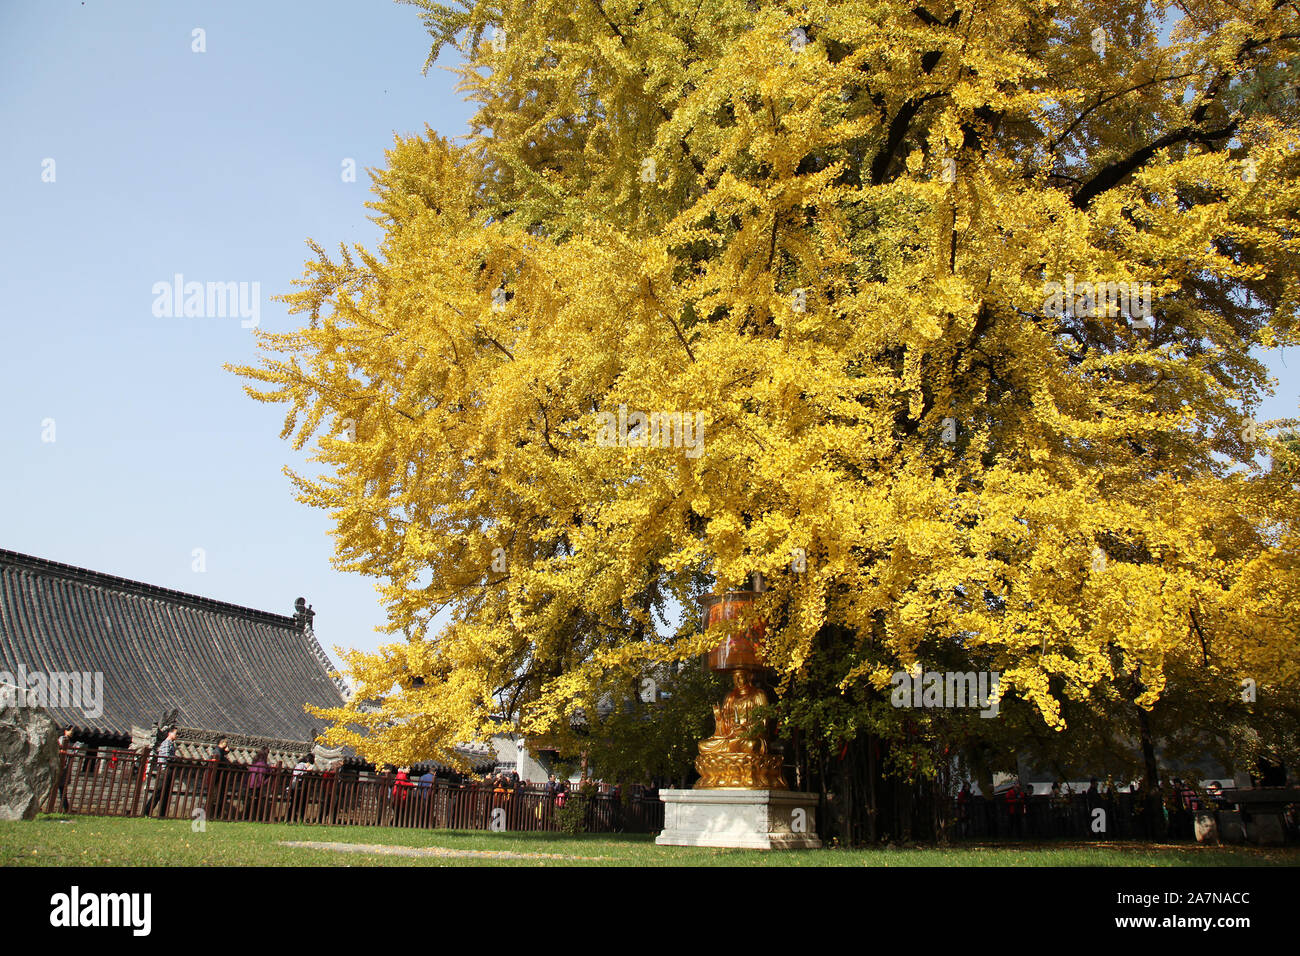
[656,788,822,849]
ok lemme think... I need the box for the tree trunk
[1136,706,1159,790]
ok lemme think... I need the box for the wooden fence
[45,748,664,834]
[955,790,1299,842]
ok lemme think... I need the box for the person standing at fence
[1003,782,1023,838]
[541,774,556,825]
[290,753,314,822]
[245,747,270,820]
[56,726,74,812]
[209,737,232,820]
[388,766,410,824]
[1084,777,1101,833]
[393,766,410,802]
[141,728,178,818]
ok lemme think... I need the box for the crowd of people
[955,776,1248,840]
[55,726,308,821]
[55,725,655,825]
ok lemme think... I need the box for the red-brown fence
[44,749,664,834]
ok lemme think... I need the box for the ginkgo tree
[233,0,1300,838]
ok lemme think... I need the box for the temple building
[0,547,354,765]
[0,547,523,777]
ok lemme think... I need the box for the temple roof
[0,548,347,742]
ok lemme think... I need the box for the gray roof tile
[0,548,347,741]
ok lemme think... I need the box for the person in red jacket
[394,766,412,798]
[1004,782,1023,838]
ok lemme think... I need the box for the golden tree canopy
[232,0,1300,770]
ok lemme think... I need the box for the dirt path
[278,840,597,861]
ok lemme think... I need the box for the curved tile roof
[0,548,347,740]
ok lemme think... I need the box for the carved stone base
[656,788,822,849]
[695,752,787,789]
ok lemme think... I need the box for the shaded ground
[2,814,1296,866]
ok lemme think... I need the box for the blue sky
[1,1,473,664]
[2,2,1297,670]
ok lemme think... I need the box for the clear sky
[2,2,1297,671]
[1,1,473,666]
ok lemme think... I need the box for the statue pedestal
[656,788,822,849]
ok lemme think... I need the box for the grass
[2,814,1298,866]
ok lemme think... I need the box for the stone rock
[0,704,61,820]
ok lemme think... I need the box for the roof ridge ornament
[293,597,316,630]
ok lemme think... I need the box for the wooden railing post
[130,752,147,816]
[203,759,215,823]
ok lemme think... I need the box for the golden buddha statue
[700,670,770,755]
[695,668,787,789]
[694,586,788,789]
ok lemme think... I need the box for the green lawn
[2,814,1297,866]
